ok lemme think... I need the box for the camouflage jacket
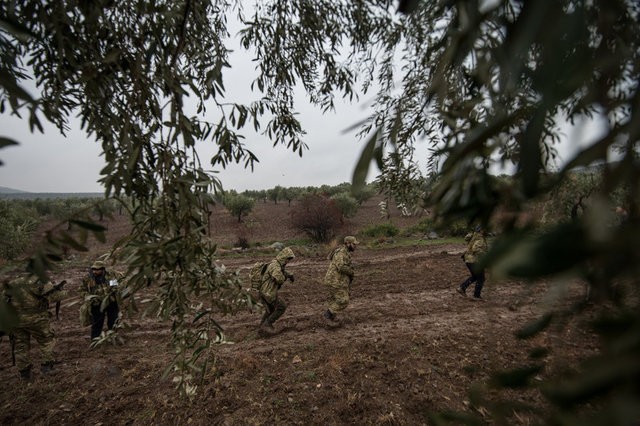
[81,269,121,305]
[3,276,67,318]
[463,232,488,264]
[324,246,354,288]
[260,251,293,303]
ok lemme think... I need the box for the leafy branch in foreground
[1,1,639,414]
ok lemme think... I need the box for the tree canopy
[1,0,639,416]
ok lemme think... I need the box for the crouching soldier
[2,274,67,380]
[258,247,295,335]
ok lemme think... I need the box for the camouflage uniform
[3,275,67,379]
[259,247,295,331]
[81,261,122,340]
[324,236,359,321]
[458,227,488,299]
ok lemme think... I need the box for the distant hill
[0,186,103,199]
[0,185,29,194]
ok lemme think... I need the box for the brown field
[0,196,597,425]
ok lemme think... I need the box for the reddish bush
[290,194,342,243]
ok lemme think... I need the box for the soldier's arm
[470,238,487,256]
[284,269,294,282]
[79,277,92,301]
[272,268,287,286]
[48,287,68,303]
[334,252,354,278]
[267,263,286,286]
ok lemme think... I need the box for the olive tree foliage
[330,191,359,219]
[541,169,601,225]
[369,2,639,424]
[267,185,283,204]
[0,0,638,410]
[223,193,254,222]
[1,0,268,395]
[244,0,640,422]
[351,182,376,205]
[0,200,39,260]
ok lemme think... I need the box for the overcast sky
[0,19,606,195]
[0,87,385,193]
[0,88,605,194]
[0,34,393,194]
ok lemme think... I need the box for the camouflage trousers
[326,283,350,313]
[260,295,287,326]
[14,315,55,371]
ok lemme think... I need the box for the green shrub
[404,217,468,237]
[330,192,359,219]
[224,194,255,222]
[405,218,435,235]
[446,219,469,237]
[362,223,399,238]
[351,184,376,205]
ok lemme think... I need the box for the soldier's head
[276,247,295,265]
[474,224,487,235]
[344,236,360,252]
[90,260,106,276]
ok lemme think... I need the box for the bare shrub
[290,194,342,243]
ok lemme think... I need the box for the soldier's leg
[328,287,349,314]
[31,316,56,372]
[13,327,32,378]
[472,269,486,298]
[326,284,337,314]
[105,301,119,330]
[265,297,287,325]
[460,263,478,292]
[90,304,106,339]
[260,296,274,325]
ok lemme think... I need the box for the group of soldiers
[1,260,122,380]
[1,227,486,380]
[253,226,488,338]
[254,235,360,335]
[0,235,361,379]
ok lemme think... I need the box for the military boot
[323,309,336,321]
[19,367,32,381]
[41,361,55,374]
[258,321,276,336]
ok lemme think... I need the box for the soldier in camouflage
[457,225,489,300]
[323,236,359,323]
[258,247,295,335]
[81,260,122,340]
[2,274,67,380]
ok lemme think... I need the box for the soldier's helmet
[344,236,360,245]
[91,260,106,269]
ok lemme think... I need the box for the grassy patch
[363,236,462,249]
[361,223,399,238]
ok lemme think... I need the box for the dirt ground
[0,196,599,425]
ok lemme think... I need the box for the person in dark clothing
[80,260,121,340]
[457,226,488,300]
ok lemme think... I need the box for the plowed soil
[0,196,598,425]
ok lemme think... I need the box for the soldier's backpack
[248,262,269,291]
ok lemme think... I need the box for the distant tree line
[2,172,625,255]
[0,197,122,260]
